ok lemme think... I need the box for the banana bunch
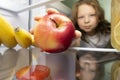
[14,27,33,48]
[0,15,17,48]
[0,15,35,48]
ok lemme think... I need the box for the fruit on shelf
[34,13,75,53]
[16,65,50,80]
[14,27,33,48]
[0,15,17,48]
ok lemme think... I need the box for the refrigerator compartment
[8,48,76,80]
[0,0,72,79]
[0,47,120,80]
[0,0,120,80]
[31,48,76,80]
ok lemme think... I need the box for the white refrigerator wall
[0,0,29,30]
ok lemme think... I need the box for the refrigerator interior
[0,0,120,80]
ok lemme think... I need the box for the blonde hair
[111,61,120,80]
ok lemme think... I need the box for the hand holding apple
[31,8,81,53]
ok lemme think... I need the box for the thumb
[30,28,34,34]
[75,30,82,39]
[34,16,43,21]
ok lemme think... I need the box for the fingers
[46,8,59,14]
[75,30,82,39]
[34,16,43,21]
[30,28,34,34]
[34,8,59,21]
[70,30,81,47]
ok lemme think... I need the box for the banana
[31,34,35,46]
[31,34,38,47]
[14,27,32,48]
[0,39,1,45]
[0,15,17,48]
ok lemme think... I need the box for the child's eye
[89,69,96,72]
[90,14,96,17]
[78,16,84,19]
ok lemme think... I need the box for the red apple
[34,13,75,53]
[16,65,50,80]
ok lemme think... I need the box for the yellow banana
[0,39,1,45]
[31,34,38,47]
[14,27,32,48]
[31,34,35,45]
[0,15,17,48]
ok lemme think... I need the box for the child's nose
[84,17,90,24]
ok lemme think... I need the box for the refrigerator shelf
[0,46,120,53]
[70,47,120,52]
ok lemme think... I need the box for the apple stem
[50,18,58,28]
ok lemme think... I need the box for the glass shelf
[70,47,120,52]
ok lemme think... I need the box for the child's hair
[71,0,110,42]
[111,60,120,80]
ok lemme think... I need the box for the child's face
[77,4,99,35]
[79,54,97,80]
